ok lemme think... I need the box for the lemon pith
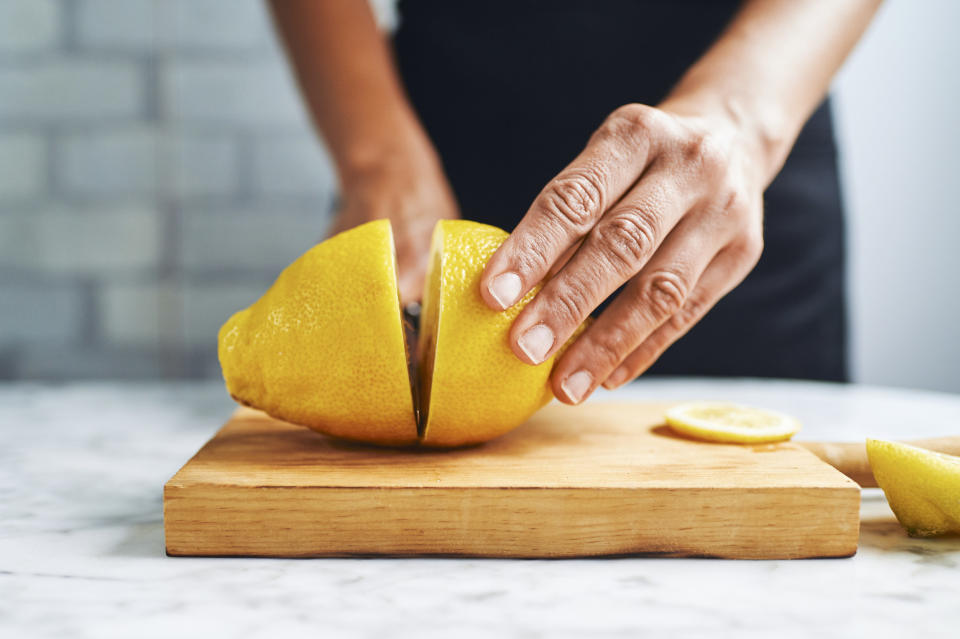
[665,401,801,444]
[219,219,579,447]
[866,438,960,537]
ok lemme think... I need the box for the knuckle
[706,183,749,228]
[683,131,727,177]
[590,327,632,368]
[539,168,606,229]
[598,103,657,145]
[549,283,591,327]
[610,103,656,132]
[511,230,557,274]
[667,292,706,333]
[597,210,660,270]
[718,183,748,215]
[641,270,689,318]
[734,229,765,264]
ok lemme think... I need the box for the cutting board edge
[163,482,860,560]
[164,476,860,491]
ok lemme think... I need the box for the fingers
[547,212,738,404]
[477,101,764,402]
[599,239,761,390]
[393,216,439,306]
[481,104,665,311]
[506,167,696,366]
[396,261,424,307]
[547,238,584,279]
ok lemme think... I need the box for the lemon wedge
[664,401,801,444]
[866,439,960,537]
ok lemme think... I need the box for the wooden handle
[799,437,960,487]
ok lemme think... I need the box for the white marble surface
[2,378,959,639]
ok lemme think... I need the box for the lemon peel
[867,439,960,537]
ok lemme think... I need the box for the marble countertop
[2,378,959,638]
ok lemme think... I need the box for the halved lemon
[219,219,584,448]
[664,401,801,444]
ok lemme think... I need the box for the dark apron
[394,0,848,382]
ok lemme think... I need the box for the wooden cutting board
[164,402,860,559]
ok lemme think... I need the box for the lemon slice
[866,439,960,537]
[664,401,801,443]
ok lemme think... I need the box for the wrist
[659,90,796,187]
[336,127,443,192]
[334,128,458,227]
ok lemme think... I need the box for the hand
[479,103,767,404]
[332,151,459,306]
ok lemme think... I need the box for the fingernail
[488,272,522,309]
[561,370,593,404]
[604,365,631,389]
[517,324,555,364]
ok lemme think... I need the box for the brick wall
[0,0,350,380]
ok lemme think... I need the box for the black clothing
[394,0,848,381]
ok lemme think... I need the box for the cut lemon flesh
[665,401,801,443]
[867,439,960,537]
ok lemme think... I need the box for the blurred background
[0,0,957,392]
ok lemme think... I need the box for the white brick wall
[100,279,273,349]
[15,345,165,379]
[77,0,270,51]
[0,0,339,379]
[0,281,83,344]
[163,59,307,126]
[168,134,240,198]
[59,128,157,196]
[99,280,180,346]
[0,205,161,275]
[0,59,143,120]
[74,0,155,51]
[161,0,270,50]
[252,134,337,197]
[0,133,46,201]
[0,0,59,53]
[179,207,328,272]
[181,281,271,348]
[61,129,246,198]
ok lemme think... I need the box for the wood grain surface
[164,402,861,559]
[800,436,960,487]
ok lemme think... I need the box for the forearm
[267,0,438,185]
[660,0,882,185]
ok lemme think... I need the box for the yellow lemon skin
[418,220,578,448]
[218,220,418,446]
[866,439,960,537]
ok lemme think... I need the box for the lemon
[418,220,560,446]
[866,439,960,537]
[218,220,418,446]
[664,401,801,443]
[219,219,580,447]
